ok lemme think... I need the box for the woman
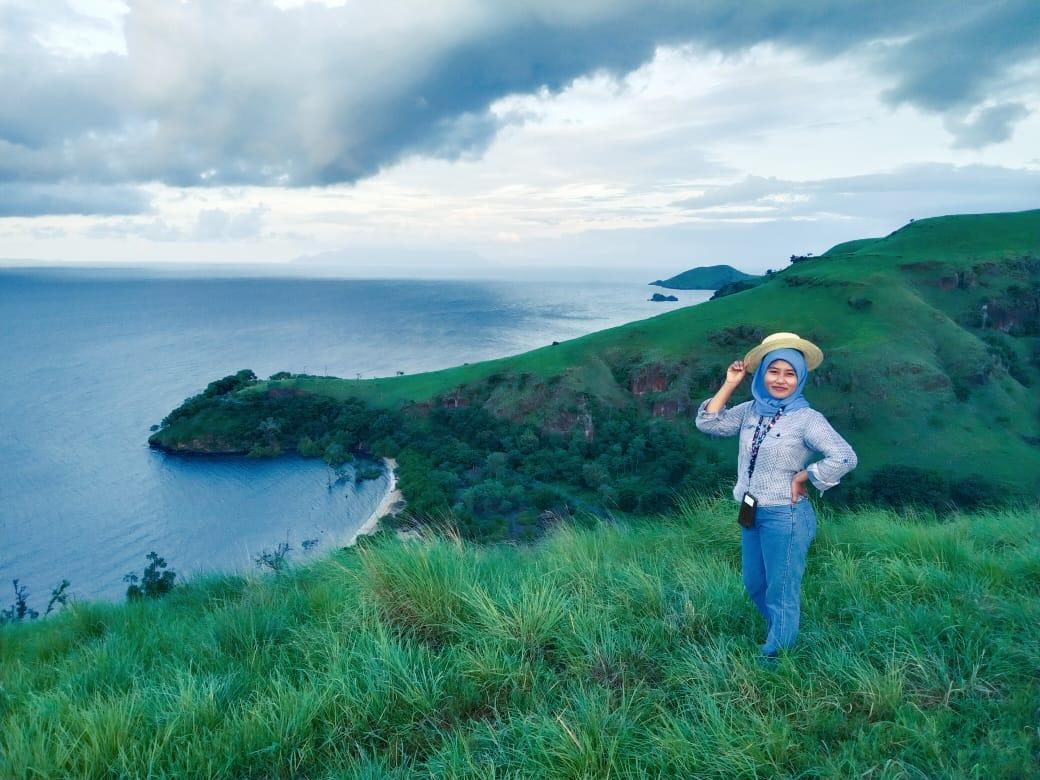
[695,332,857,664]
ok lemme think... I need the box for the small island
[651,263,760,290]
[649,292,679,302]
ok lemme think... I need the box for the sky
[1,0,1038,280]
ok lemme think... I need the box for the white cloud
[192,206,268,241]
[1,25,1038,273]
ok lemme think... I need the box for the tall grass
[1,497,1037,778]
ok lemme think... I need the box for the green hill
[651,263,760,290]
[2,500,1037,776]
[8,213,1040,776]
[151,209,1040,518]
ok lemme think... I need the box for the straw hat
[743,332,823,372]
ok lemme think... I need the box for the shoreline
[345,457,403,545]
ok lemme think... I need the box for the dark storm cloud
[878,1,1040,112]
[1,0,1037,210]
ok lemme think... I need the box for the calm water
[0,269,710,608]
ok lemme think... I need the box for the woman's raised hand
[704,359,746,414]
[724,360,747,386]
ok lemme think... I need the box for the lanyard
[746,409,783,482]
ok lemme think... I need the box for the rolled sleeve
[695,399,748,438]
[806,462,839,492]
[803,412,858,492]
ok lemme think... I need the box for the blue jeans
[741,498,816,655]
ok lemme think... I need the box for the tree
[486,451,509,478]
[0,580,37,622]
[124,552,177,600]
[204,369,257,398]
[1,578,72,624]
[257,417,282,448]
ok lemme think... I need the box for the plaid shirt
[695,399,858,506]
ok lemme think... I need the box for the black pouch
[738,492,758,529]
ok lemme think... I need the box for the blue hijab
[751,347,811,416]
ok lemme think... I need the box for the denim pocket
[793,499,816,541]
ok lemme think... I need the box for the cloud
[85,218,181,242]
[672,163,1040,223]
[84,205,268,242]
[504,165,1040,273]
[944,102,1031,149]
[0,183,150,217]
[192,206,268,241]
[674,176,786,211]
[1,0,1038,213]
[878,2,1040,113]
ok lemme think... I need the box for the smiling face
[765,359,799,399]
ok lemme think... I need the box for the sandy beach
[345,457,403,546]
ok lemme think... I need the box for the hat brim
[743,338,823,372]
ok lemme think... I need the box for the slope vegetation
[2,500,1037,777]
[153,209,1040,499]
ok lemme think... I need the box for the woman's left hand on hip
[791,470,810,504]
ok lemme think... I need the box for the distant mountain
[650,264,760,290]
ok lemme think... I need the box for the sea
[0,268,710,609]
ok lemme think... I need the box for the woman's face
[765,359,798,399]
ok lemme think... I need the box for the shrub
[707,325,766,348]
[247,443,281,458]
[530,485,560,510]
[1,580,37,623]
[123,552,177,600]
[949,476,1003,508]
[297,435,323,457]
[710,280,761,300]
[254,542,292,573]
[322,442,349,466]
[980,331,1033,386]
[355,464,384,482]
[847,297,873,311]
[839,465,1003,512]
[371,436,401,458]
[0,578,72,624]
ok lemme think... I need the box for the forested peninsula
[150,209,1040,541]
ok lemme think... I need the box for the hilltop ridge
[151,209,1040,525]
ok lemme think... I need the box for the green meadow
[3,498,1038,778]
[7,208,1039,777]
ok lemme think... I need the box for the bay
[0,269,710,608]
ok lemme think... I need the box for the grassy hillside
[651,264,760,290]
[2,499,1037,777]
[152,209,1040,499]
